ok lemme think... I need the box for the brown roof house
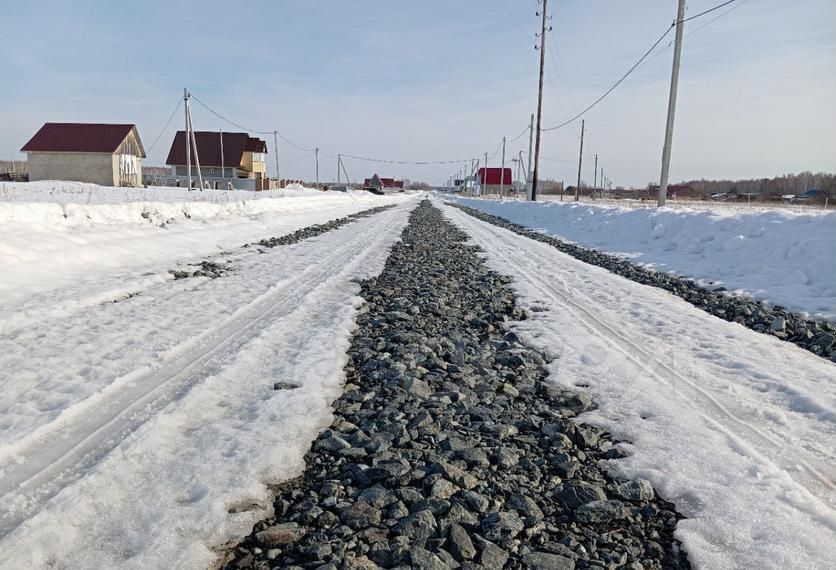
[21,123,145,187]
[165,131,268,190]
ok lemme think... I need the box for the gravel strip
[447,202,835,362]
[220,200,690,570]
[167,205,398,281]
[253,205,397,249]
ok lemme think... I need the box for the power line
[681,0,740,24]
[498,0,534,43]
[547,28,578,113]
[145,97,182,154]
[189,92,316,153]
[541,0,744,133]
[642,0,752,69]
[541,25,674,132]
[340,153,474,166]
[508,125,530,143]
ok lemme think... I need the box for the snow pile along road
[0,181,413,311]
[0,195,418,568]
[442,200,836,570]
[448,196,836,319]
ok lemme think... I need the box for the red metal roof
[478,167,512,185]
[363,175,403,188]
[165,131,267,168]
[244,137,267,153]
[21,123,144,156]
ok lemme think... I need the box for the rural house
[477,167,512,194]
[363,174,404,190]
[165,131,268,190]
[21,123,145,187]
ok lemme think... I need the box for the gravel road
[220,200,689,570]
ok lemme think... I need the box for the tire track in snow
[0,203,415,538]
[443,203,835,501]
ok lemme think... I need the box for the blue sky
[1,0,834,186]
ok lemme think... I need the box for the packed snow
[0,181,413,314]
[0,192,418,568]
[441,200,836,570]
[447,196,836,320]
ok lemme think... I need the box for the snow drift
[448,196,836,319]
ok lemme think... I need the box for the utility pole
[500,136,506,198]
[519,150,525,198]
[658,0,686,207]
[601,166,605,198]
[531,0,548,202]
[337,154,341,184]
[526,113,534,200]
[220,130,224,188]
[315,147,320,187]
[184,90,203,191]
[593,153,598,199]
[483,151,488,196]
[273,131,280,186]
[184,88,191,190]
[575,119,584,201]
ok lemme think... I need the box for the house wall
[240,151,266,178]
[27,152,117,186]
[110,153,142,187]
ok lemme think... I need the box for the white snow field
[441,200,836,570]
[448,196,836,320]
[0,183,419,568]
[0,182,413,335]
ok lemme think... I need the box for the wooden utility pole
[483,151,488,196]
[500,136,506,198]
[184,89,191,190]
[575,119,584,201]
[273,131,280,185]
[315,147,320,187]
[337,154,341,184]
[531,0,548,202]
[593,153,598,199]
[526,113,534,200]
[658,0,686,207]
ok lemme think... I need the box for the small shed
[21,123,145,187]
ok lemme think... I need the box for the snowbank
[0,181,412,307]
[448,196,836,319]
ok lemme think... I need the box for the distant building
[165,131,268,190]
[363,174,404,190]
[646,183,697,199]
[477,167,513,194]
[21,123,145,187]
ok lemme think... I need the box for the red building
[478,167,513,193]
[363,174,404,189]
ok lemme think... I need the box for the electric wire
[189,93,317,153]
[541,0,743,133]
[541,24,674,132]
[145,97,182,154]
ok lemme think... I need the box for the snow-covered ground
[441,200,836,570]
[0,181,413,317]
[0,182,418,568]
[447,195,836,320]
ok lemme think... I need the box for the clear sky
[1,0,834,186]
